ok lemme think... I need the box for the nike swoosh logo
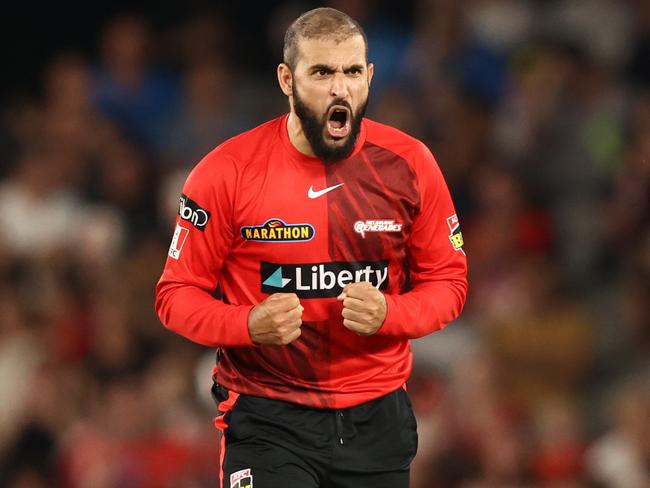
[308,183,344,199]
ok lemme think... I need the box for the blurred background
[0,0,649,487]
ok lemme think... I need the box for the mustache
[326,99,352,114]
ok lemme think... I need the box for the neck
[287,111,316,157]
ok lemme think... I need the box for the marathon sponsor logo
[179,193,210,231]
[446,214,465,253]
[354,219,402,238]
[168,224,189,260]
[230,468,252,488]
[261,260,389,298]
[241,218,314,242]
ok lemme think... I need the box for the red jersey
[155,115,468,409]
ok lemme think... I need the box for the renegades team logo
[241,218,315,242]
[447,214,465,254]
[353,219,403,238]
[230,468,253,488]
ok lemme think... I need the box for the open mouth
[326,105,351,139]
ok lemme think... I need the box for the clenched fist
[337,282,387,336]
[248,293,304,345]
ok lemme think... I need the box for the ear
[277,63,293,97]
[367,63,374,87]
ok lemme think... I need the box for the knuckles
[270,315,284,327]
[342,318,377,336]
[278,328,301,345]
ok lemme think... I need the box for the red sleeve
[377,142,468,338]
[155,152,255,347]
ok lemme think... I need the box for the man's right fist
[248,293,303,345]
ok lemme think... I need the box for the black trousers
[215,387,418,488]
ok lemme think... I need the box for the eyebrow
[308,63,365,73]
[344,64,365,73]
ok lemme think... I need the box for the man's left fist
[336,281,387,336]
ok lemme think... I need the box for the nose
[330,72,349,99]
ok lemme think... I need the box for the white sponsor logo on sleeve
[168,224,189,260]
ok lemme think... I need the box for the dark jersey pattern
[155,115,468,409]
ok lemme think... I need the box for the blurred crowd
[0,1,649,487]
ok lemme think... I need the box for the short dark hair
[283,8,368,69]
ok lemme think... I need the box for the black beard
[292,84,368,164]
